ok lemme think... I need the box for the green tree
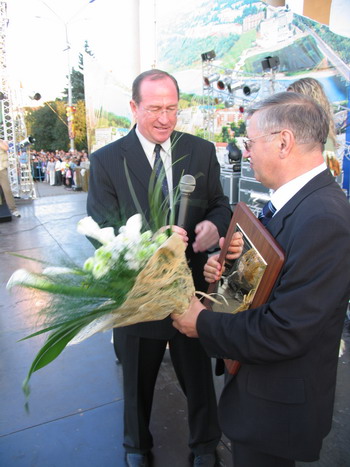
[73,100,88,151]
[24,43,96,152]
[221,126,230,142]
[63,53,85,102]
[230,120,246,136]
[25,100,69,151]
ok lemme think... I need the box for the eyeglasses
[243,131,281,152]
[141,106,178,118]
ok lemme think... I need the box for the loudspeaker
[261,56,280,71]
[0,203,12,222]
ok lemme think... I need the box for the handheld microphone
[177,174,196,228]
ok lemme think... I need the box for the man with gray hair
[172,92,350,466]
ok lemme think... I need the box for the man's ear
[279,129,294,158]
[130,100,137,118]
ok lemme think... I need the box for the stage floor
[0,187,349,467]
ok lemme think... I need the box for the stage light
[217,77,232,92]
[19,136,35,148]
[33,93,41,101]
[220,81,245,94]
[201,50,216,62]
[0,92,5,100]
[227,142,242,162]
[243,84,260,96]
[261,56,280,72]
[204,73,220,86]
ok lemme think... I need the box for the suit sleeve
[197,206,350,364]
[87,148,122,230]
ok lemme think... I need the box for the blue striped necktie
[258,200,276,226]
[154,144,169,198]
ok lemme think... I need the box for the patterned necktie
[154,144,169,199]
[258,200,276,226]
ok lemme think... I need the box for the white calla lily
[119,213,142,243]
[77,216,115,245]
[42,267,77,276]
[7,269,50,290]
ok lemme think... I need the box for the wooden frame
[205,201,285,374]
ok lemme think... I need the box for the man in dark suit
[87,69,233,466]
[172,91,350,467]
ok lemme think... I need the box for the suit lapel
[171,131,191,187]
[120,129,192,197]
[120,127,152,193]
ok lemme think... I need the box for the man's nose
[157,111,172,123]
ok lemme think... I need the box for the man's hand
[204,231,244,283]
[171,295,205,337]
[159,225,189,247]
[226,230,244,261]
[0,139,9,151]
[192,220,219,253]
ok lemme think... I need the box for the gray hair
[246,92,329,150]
[132,69,180,104]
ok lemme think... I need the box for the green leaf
[22,321,86,409]
[19,303,115,341]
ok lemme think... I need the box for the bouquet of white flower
[7,213,195,406]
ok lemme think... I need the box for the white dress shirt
[136,127,173,207]
[271,163,327,214]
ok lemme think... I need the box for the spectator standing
[0,139,20,217]
[287,77,341,176]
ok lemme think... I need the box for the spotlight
[204,73,220,87]
[261,56,280,72]
[227,142,242,162]
[243,84,260,96]
[224,98,234,108]
[223,81,245,94]
[0,92,5,100]
[201,50,216,62]
[19,136,35,148]
[31,93,42,101]
[217,77,232,92]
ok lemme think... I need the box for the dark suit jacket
[197,169,350,461]
[87,127,231,339]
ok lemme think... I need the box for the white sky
[5,0,205,105]
[5,0,153,103]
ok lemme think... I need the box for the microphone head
[179,174,196,194]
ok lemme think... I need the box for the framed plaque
[204,202,285,374]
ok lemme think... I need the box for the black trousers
[113,328,221,456]
[232,443,296,467]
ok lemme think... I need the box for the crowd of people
[29,149,90,189]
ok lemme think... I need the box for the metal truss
[0,1,36,199]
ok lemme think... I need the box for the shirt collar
[271,163,327,212]
[135,126,172,165]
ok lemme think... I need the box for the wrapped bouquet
[7,213,195,405]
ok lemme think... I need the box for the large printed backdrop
[84,0,349,154]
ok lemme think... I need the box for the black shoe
[193,453,218,466]
[125,452,149,467]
